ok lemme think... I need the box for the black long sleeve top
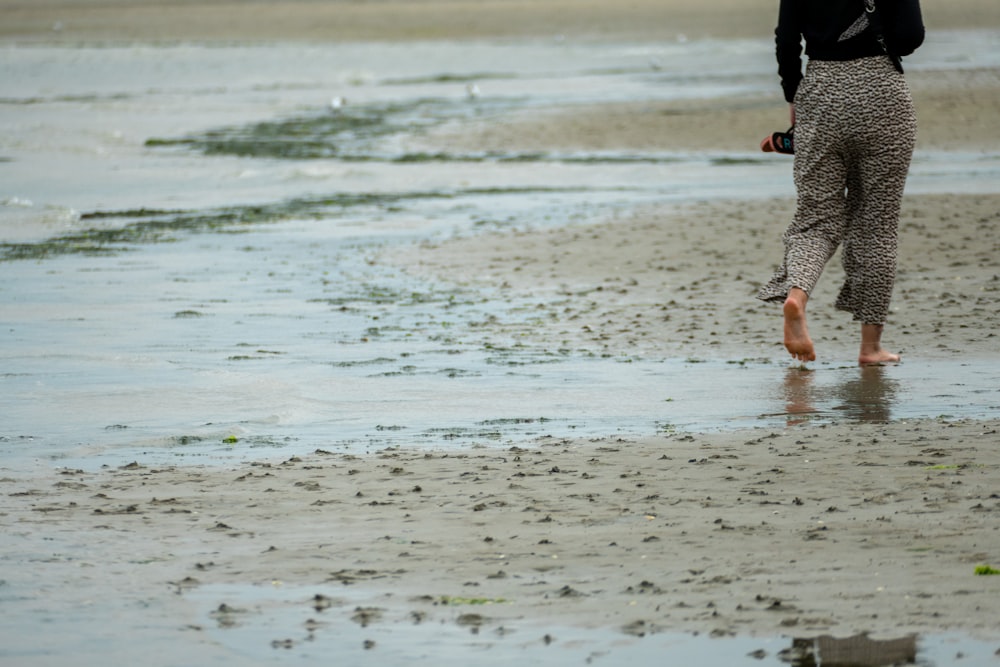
[776,0,925,103]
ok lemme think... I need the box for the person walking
[757,0,925,365]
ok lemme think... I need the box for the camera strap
[864,0,905,73]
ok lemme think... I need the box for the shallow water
[183,583,1000,667]
[7,577,998,667]
[3,214,999,471]
[3,33,1000,471]
[1,209,998,470]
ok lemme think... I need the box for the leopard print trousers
[757,56,917,325]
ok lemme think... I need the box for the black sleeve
[884,0,925,57]
[775,0,803,104]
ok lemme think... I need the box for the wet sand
[3,0,1000,663]
[5,418,1000,656]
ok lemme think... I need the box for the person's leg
[757,61,849,361]
[835,58,917,364]
[848,160,903,365]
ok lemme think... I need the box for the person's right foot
[783,294,815,362]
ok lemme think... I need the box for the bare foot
[859,324,900,365]
[783,290,815,362]
[858,345,900,366]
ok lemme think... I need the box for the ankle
[860,323,886,348]
[786,288,808,309]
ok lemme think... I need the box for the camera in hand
[761,126,794,154]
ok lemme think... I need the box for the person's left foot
[858,347,900,365]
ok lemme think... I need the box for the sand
[5,418,1000,652]
[384,192,1000,363]
[3,0,999,662]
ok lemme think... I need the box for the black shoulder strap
[864,0,905,73]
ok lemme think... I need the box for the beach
[2,1,1000,665]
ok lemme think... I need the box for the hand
[760,135,776,152]
[789,103,796,126]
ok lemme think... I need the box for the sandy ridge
[384,193,1000,363]
[411,69,1000,153]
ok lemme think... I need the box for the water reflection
[783,365,901,425]
[780,633,917,666]
[782,366,819,425]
